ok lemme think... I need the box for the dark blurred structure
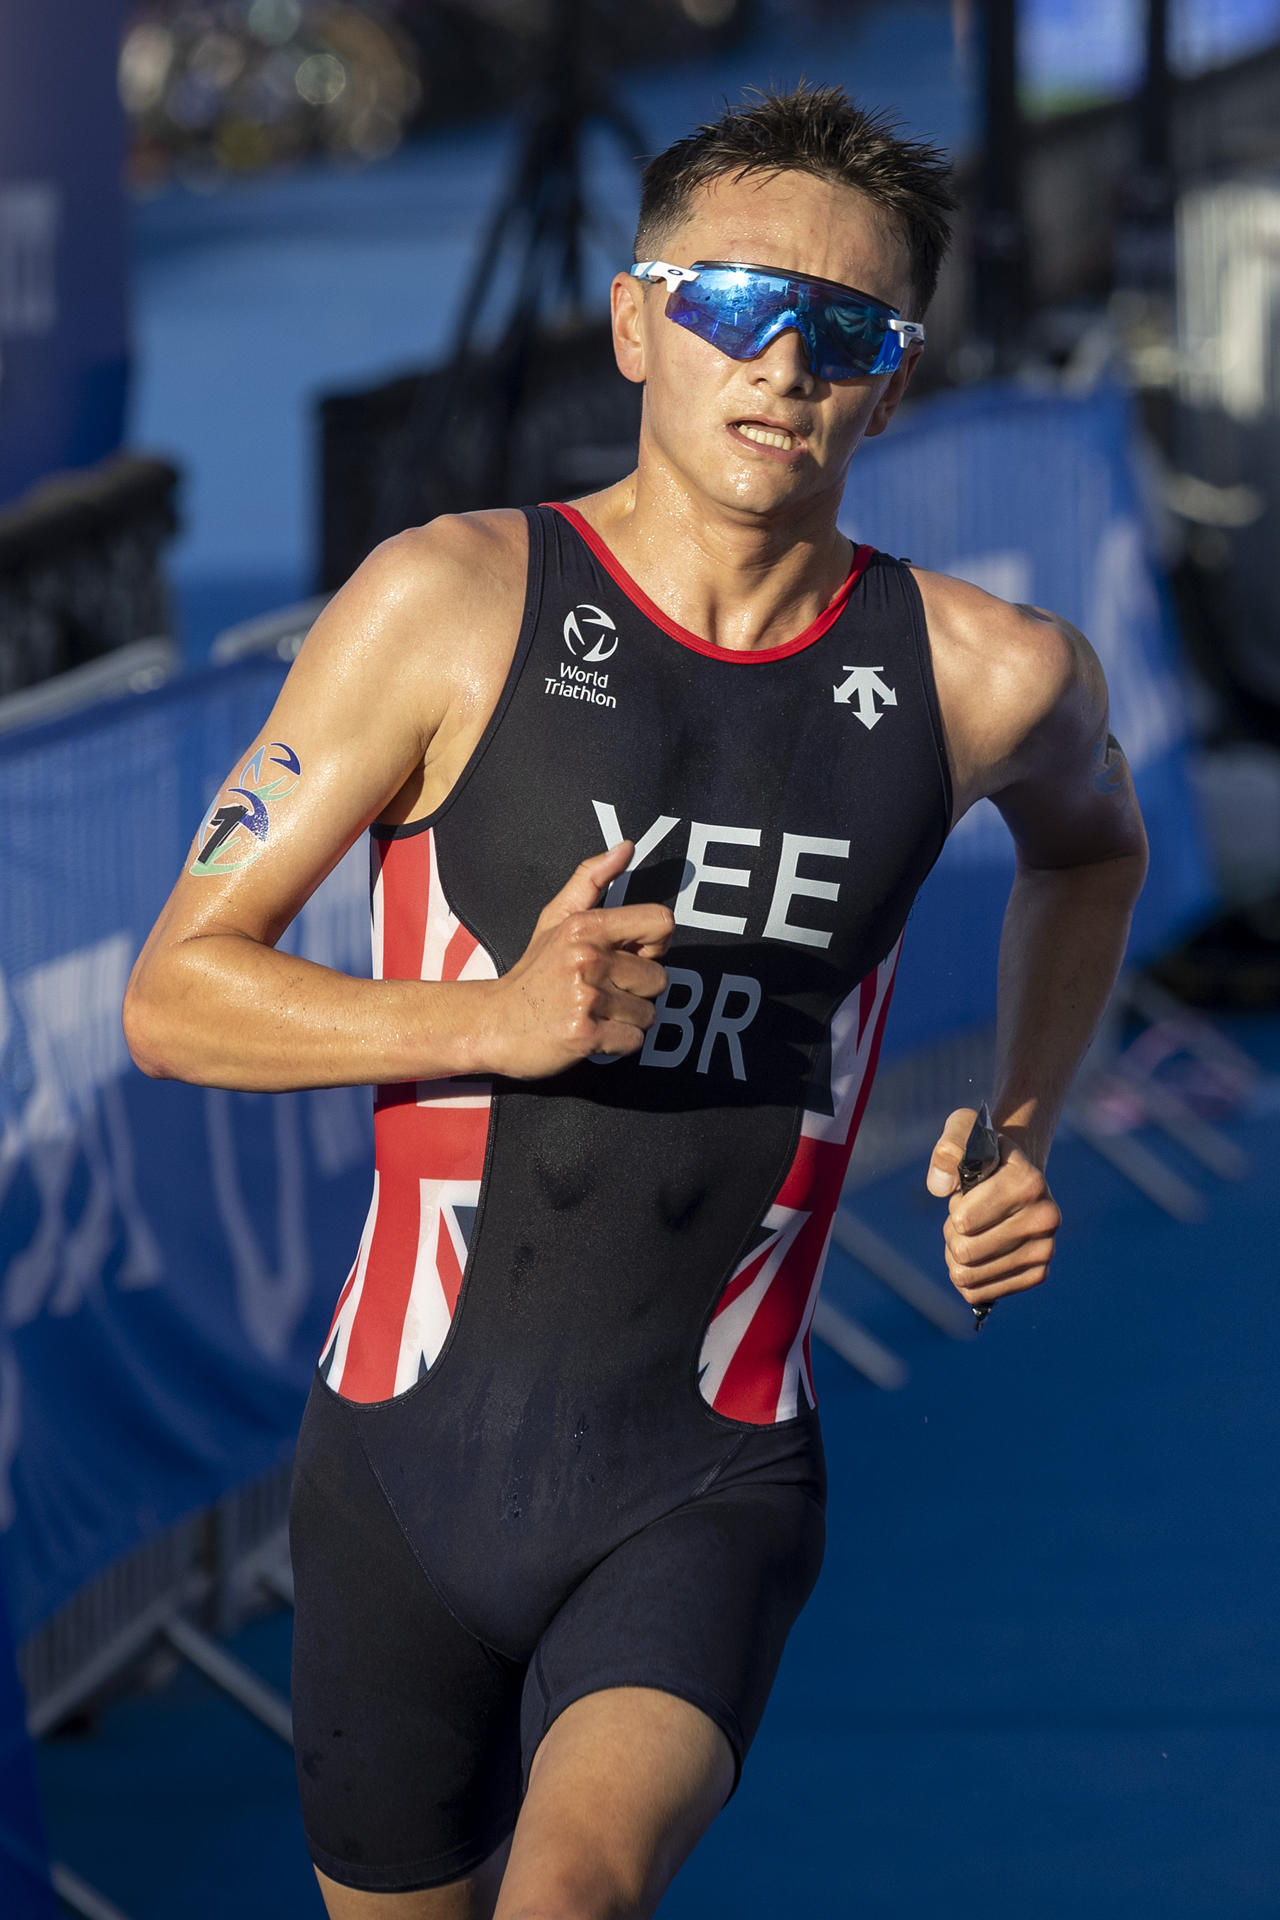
[321,327,641,588]
[119,0,751,188]
[971,0,1030,375]
[319,0,647,587]
[957,4,1280,716]
[1167,173,1280,745]
[0,3,183,707]
[1017,31,1280,315]
[1150,160,1280,1007]
[1118,0,1176,290]
[0,1,132,504]
[940,7,1280,378]
[0,458,179,701]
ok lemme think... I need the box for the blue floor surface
[35,1017,1280,1917]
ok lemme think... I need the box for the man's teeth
[736,423,794,449]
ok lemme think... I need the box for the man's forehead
[665,170,911,300]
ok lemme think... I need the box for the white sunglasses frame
[629,259,926,354]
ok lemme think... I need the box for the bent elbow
[123,987,167,1080]
[122,969,182,1081]
[1123,826,1150,900]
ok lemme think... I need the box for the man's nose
[750,326,817,394]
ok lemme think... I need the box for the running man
[125,86,1147,1920]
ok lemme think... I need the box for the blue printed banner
[0,660,372,1639]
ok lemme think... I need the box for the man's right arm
[123,514,672,1093]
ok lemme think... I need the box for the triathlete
[126,85,1147,1920]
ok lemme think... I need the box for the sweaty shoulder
[908,566,1105,818]
[391,506,530,623]
[314,507,529,702]
[274,509,529,813]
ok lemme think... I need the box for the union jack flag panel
[697,933,902,1424]
[320,828,496,1402]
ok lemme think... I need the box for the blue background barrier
[841,380,1212,1053]
[0,1,132,502]
[0,1572,55,1916]
[0,381,1212,1655]
[0,660,371,1641]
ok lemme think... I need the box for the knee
[502,1908,632,1920]
[502,1878,649,1920]
[498,1904,640,1920]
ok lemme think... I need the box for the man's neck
[577,463,855,655]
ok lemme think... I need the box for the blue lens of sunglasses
[664,263,903,380]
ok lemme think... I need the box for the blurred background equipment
[120,0,425,186]
[118,0,751,190]
[319,0,649,586]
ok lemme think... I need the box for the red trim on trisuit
[549,501,874,663]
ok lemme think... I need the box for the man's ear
[863,341,922,438]
[611,272,647,386]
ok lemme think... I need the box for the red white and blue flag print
[320,829,494,1401]
[321,825,900,1422]
[696,935,902,1424]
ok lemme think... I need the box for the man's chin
[716,467,842,525]
[639,432,839,524]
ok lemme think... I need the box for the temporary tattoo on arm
[1092,731,1129,798]
[190,741,302,875]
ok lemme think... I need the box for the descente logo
[832,664,897,730]
[546,603,620,709]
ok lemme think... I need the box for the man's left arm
[925,602,1150,1313]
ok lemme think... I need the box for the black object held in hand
[957,1101,1000,1330]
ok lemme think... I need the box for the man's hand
[926,1108,1062,1310]
[485,842,674,1079]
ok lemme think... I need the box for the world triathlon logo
[190,741,302,875]
[562,603,619,664]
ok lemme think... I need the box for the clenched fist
[485,841,674,1080]
[925,1108,1061,1310]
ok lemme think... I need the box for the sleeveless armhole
[895,560,955,837]
[373,506,549,842]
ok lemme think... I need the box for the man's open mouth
[733,422,798,451]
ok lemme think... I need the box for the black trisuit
[289,501,952,1892]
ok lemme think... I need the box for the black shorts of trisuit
[289,1374,826,1896]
